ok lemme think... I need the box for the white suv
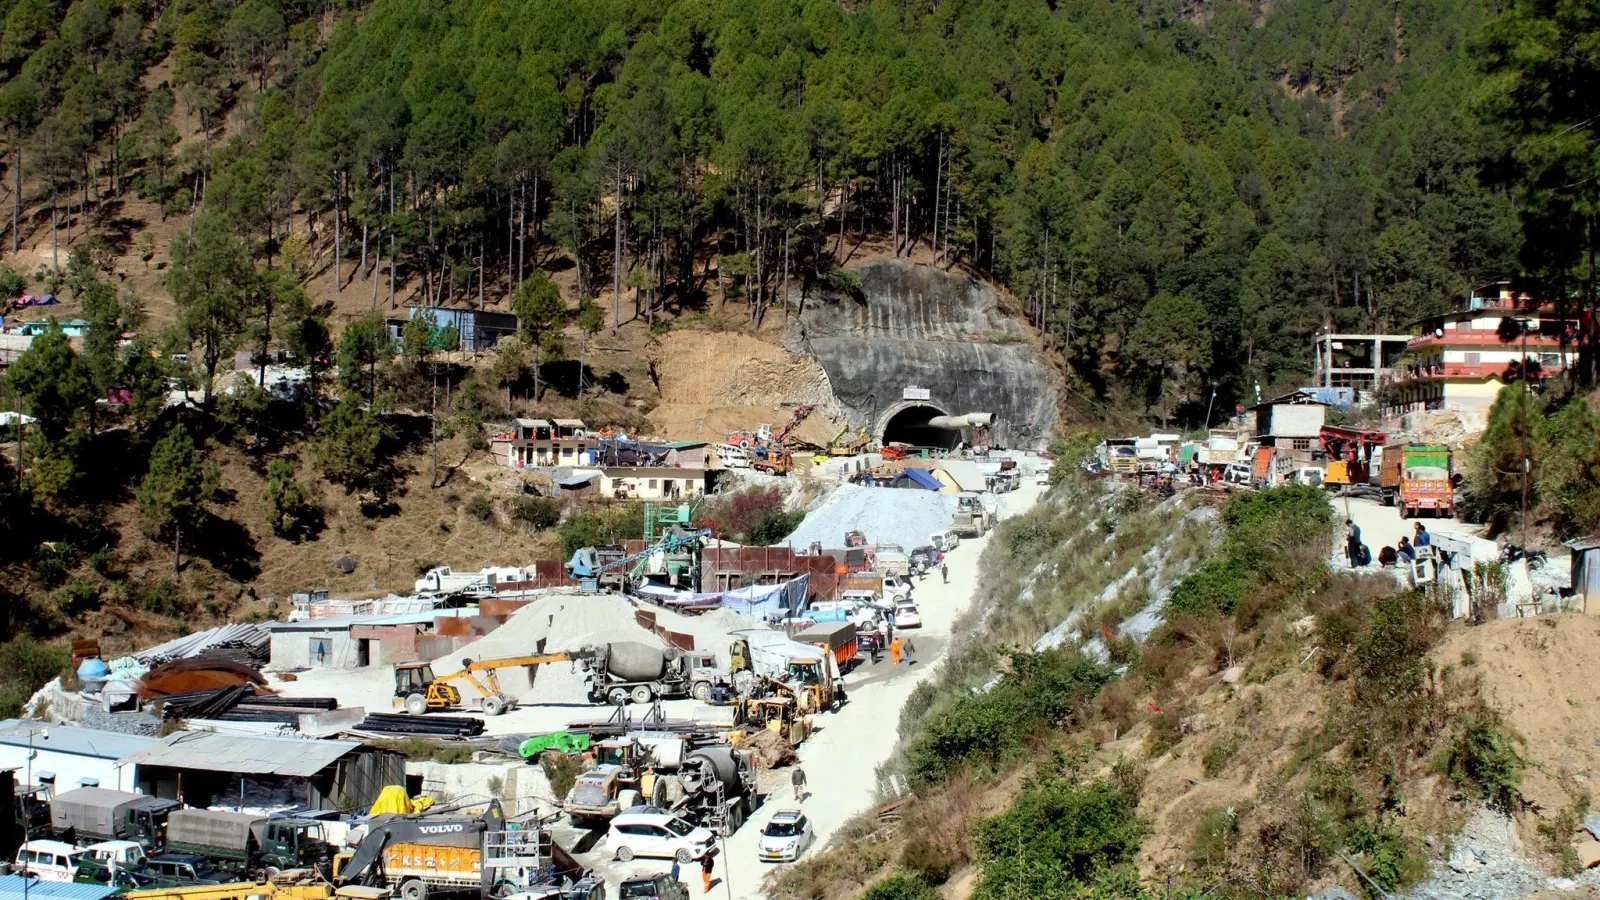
[607,811,716,863]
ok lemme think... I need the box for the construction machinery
[579,642,726,705]
[566,528,710,593]
[1319,425,1387,487]
[750,445,792,475]
[394,651,591,716]
[773,404,815,446]
[562,736,755,835]
[828,429,872,457]
[728,632,843,714]
[1380,444,1456,518]
[128,883,388,900]
[951,492,991,537]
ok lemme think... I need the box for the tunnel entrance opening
[882,404,960,451]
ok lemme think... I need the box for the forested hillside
[1,0,1522,416]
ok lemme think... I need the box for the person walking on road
[1345,519,1362,566]
[701,851,715,893]
[670,859,681,885]
[940,563,949,583]
[903,637,916,665]
[792,766,808,801]
[890,637,903,665]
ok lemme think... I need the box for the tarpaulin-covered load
[731,628,840,680]
[50,788,176,839]
[721,575,808,621]
[138,657,265,697]
[634,583,724,609]
[166,809,263,852]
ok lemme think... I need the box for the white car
[15,840,81,883]
[893,603,922,629]
[607,811,716,863]
[757,809,815,863]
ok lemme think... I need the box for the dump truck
[1379,444,1455,518]
[128,882,390,900]
[790,621,858,671]
[562,736,755,835]
[951,492,991,537]
[841,572,912,602]
[51,788,179,850]
[337,799,581,900]
[164,810,332,879]
[728,631,843,713]
[579,642,726,705]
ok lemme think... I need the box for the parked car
[15,840,82,883]
[606,811,716,863]
[508,877,607,900]
[1036,469,1051,485]
[893,603,922,629]
[908,546,941,572]
[618,874,690,900]
[929,530,960,553]
[757,810,815,863]
[1223,463,1253,485]
[141,853,224,887]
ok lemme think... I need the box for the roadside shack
[119,731,403,811]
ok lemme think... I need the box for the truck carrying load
[580,642,726,705]
[1379,444,1455,518]
[51,788,178,849]
[790,621,858,670]
[165,810,330,877]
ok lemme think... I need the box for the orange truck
[790,621,858,671]
[1380,444,1455,518]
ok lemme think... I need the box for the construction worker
[701,850,715,893]
[792,766,808,801]
[940,563,949,584]
[890,637,903,665]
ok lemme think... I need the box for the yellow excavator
[393,651,591,715]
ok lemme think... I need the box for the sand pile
[436,593,662,704]
[786,484,959,549]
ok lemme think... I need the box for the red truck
[1380,444,1455,518]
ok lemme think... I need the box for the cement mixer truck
[579,642,727,705]
[562,734,755,834]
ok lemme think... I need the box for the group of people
[1347,518,1433,568]
[889,636,916,664]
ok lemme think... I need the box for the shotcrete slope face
[794,260,1060,449]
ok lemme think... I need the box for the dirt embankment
[1434,615,1600,818]
[645,330,843,444]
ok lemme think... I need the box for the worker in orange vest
[890,637,903,665]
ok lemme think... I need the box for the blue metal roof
[0,875,120,900]
[902,468,942,491]
[0,720,158,761]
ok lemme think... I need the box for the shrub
[746,508,804,545]
[973,778,1145,897]
[1189,806,1240,869]
[512,496,561,530]
[1441,709,1522,812]
[464,494,493,521]
[1202,733,1240,777]
[907,650,1113,785]
[540,752,584,800]
[861,875,937,900]
[558,503,645,557]
[0,638,70,718]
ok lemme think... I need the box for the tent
[722,574,809,621]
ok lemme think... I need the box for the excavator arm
[434,652,586,698]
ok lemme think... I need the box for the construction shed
[1250,390,1328,454]
[268,609,487,669]
[121,731,403,811]
[0,875,118,900]
[1566,536,1600,611]
[0,720,155,792]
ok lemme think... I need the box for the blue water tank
[76,657,110,680]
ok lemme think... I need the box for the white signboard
[902,386,931,401]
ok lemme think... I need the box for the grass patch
[376,737,476,764]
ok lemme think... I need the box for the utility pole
[1520,317,1530,551]
[429,362,438,489]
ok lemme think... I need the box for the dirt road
[710,476,1048,898]
[1330,494,1481,565]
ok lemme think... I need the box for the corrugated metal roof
[118,731,361,776]
[0,875,120,900]
[1565,536,1600,552]
[0,720,158,761]
[558,473,597,487]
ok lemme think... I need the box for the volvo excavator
[394,651,593,715]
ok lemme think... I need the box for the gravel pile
[1399,808,1598,900]
[786,484,959,550]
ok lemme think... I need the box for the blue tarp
[901,468,942,491]
[722,574,809,621]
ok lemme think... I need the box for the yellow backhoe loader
[393,651,590,715]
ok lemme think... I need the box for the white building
[0,720,156,792]
[581,467,710,500]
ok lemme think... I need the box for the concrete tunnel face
[881,403,960,451]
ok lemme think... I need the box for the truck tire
[482,695,506,716]
[691,681,713,702]
[607,686,630,706]
[617,789,642,812]
[404,693,428,716]
[631,685,653,705]
[264,867,281,882]
[615,846,635,862]
[400,880,427,900]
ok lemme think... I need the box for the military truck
[164,810,331,879]
[52,788,179,850]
